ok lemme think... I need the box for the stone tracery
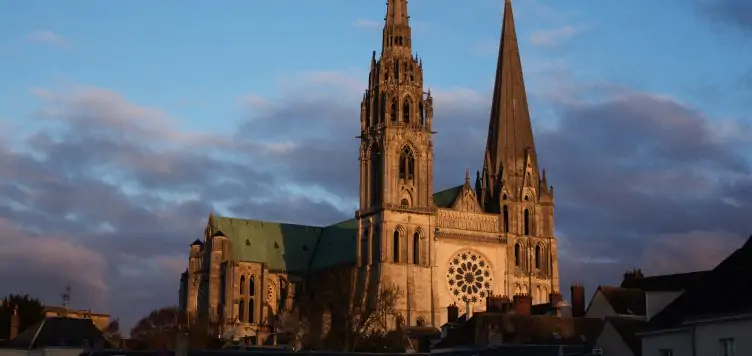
[446,250,493,305]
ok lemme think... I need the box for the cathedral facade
[179,0,559,343]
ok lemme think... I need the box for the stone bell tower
[356,0,437,326]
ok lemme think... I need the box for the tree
[103,319,122,345]
[129,306,220,350]
[271,308,309,350]
[348,283,404,351]
[0,294,44,340]
[302,266,404,351]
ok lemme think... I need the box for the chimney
[571,284,586,318]
[513,294,532,316]
[549,292,563,307]
[447,303,459,323]
[9,307,19,340]
[622,269,644,286]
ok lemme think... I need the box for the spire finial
[465,168,470,184]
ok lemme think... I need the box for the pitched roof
[620,271,710,291]
[213,216,323,272]
[207,186,463,272]
[5,317,111,349]
[598,286,645,316]
[433,313,604,349]
[433,185,462,208]
[605,317,646,356]
[646,234,752,330]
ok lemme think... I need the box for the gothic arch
[402,95,412,123]
[393,225,407,263]
[396,141,420,157]
[249,275,256,296]
[399,146,416,181]
[523,207,532,236]
[416,315,425,327]
[412,228,424,265]
[534,243,545,270]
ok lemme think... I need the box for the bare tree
[348,283,403,351]
[302,265,404,351]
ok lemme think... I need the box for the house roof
[620,271,710,291]
[433,313,604,349]
[4,317,111,350]
[605,317,646,356]
[646,234,752,331]
[205,186,462,272]
[597,286,645,316]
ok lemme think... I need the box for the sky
[1,0,751,331]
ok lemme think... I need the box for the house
[432,294,604,352]
[621,269,709,321]
[0,317,111,356]
[640,234,752,356]
[42,306,110,332]
[585,286,646,320]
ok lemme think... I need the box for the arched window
[369,147,382,205]
[393,229,400,263]
[391,99,398,121]
[402,97,411,123]
[514,243,521,267]
[524,209,531,235]
[416,316,425,327]
[503,205,509,233]
[379,94,386,123]
[535,245,542,269]
[399,146,415,180]
[372,225,381,262]
[249,298,255,323]
[413,232,420,265]
[249,275,256,296]
[394,61,399,81]
[239,275,245,294]
[239,299,246,322]
[419,102,425,125]
[400,198,409,206]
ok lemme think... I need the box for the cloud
[530,25,582,46]
[25,30,68,47]
[697,0,752,34]
[352,19,381,29]
[1,63,750,331]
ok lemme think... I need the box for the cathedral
[179,0,559,344]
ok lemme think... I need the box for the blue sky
[3,0,749,132]
[0,0,750,330]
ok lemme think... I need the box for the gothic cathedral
[180,0,559,342]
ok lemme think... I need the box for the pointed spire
[382,0,412,54]
[482,0,538,201]
[385,0,410,27]
[464,168,471,186]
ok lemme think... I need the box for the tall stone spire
[481,0,539,208]
[382,0,412,56]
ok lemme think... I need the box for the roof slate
[5,317,111,350]
[646,234,752,330]
[620,271,710,291]
[598,286,646,316]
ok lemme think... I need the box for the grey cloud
[2,69,750,330]
[697,0,752,34]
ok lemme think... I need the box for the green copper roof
[213,217,322,272]
[309,218,359,270]
[209,185,462,272]
[433,185,463,208]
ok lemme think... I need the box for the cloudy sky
[1,0,751,330]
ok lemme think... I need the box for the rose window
[446,250,493,304]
